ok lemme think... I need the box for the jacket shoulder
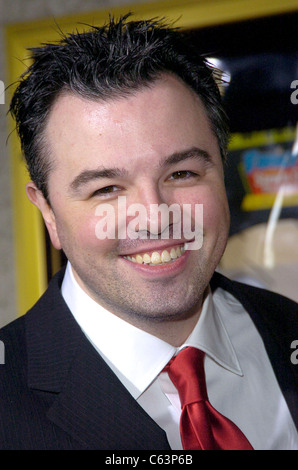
[211,270,298,320]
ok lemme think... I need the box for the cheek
[56,210,116,256]
[182,185,229,232]
[204,193,229,228]
[79,215,117,254]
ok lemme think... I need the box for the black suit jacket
[0,269,297,449]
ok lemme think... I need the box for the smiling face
[27,74,230,342]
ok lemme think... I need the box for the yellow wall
[6,0,298,316]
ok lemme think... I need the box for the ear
[25,182,62,250]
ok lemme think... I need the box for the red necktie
[164,347,253,450]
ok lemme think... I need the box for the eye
[92,185,120,197]
[169,170,197,180]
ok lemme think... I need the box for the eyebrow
[160,147,212,167]
[70,167,128,192]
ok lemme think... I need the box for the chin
[125,286,206,324]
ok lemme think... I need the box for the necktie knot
[165,347,208,406]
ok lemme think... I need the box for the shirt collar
[182,292,242,376]
[61,262,242,399]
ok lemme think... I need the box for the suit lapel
[26,270,170,450]
[47,333,170,449]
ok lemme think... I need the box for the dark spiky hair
[10,14,229,200]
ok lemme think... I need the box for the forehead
[44,74,220,173]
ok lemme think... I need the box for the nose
[126,181,176,239]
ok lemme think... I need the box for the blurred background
[0,0,297,326]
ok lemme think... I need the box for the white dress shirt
[61,262,298,450]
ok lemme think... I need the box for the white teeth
[161,250,171,263]
[143,253,151,264]
[151,252,161,264]
[123,244,186,266]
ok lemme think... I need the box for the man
[0,15,297,450]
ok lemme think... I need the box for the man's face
[30,75,230,331]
